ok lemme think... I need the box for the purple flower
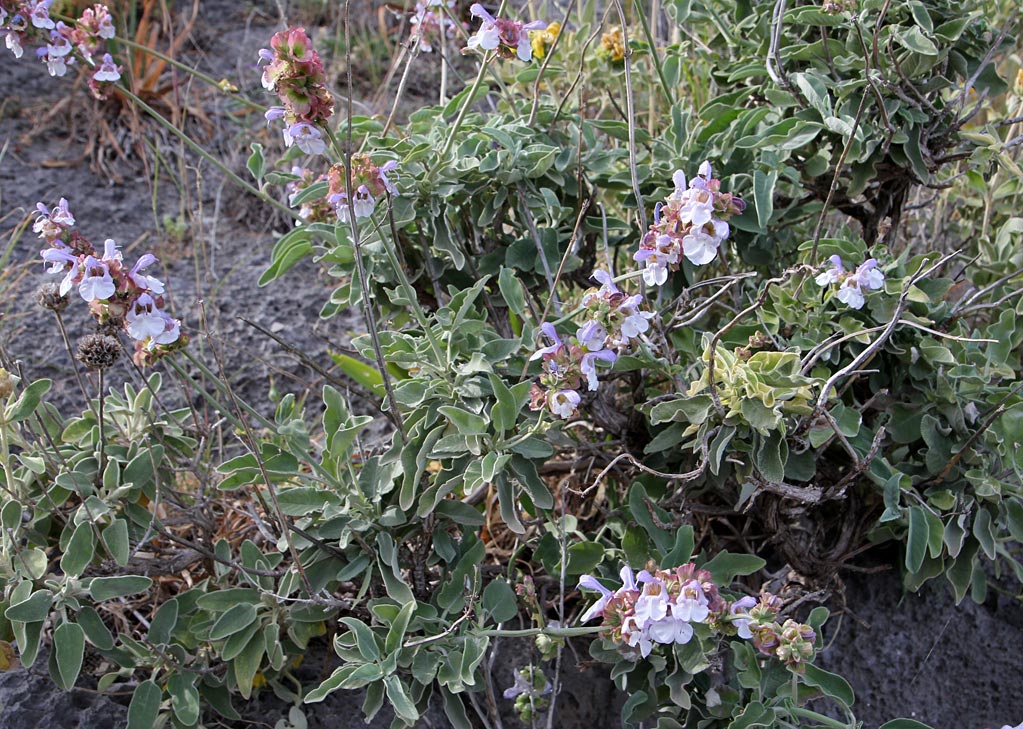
[41,247,78,295]
[576,320,607,351]
[28,0,54,30]
[378,160,399,196]
[820,256,884,310]
[6,31,24,59]
[93,53,121,82]
[729,596,758,640]
[578,566,638,622]
[46,26,71,57]
[671,579,710,623]
[529,322,565,361]
[680,219,727,265]
[264,106,285,125]
[618,295,654,341]
[579,349,616,391]
[128,254,165,294]
[466,3,546,62]
[578,575,614,622]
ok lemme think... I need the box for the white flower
[93,53,121,83]
[576,320,608,351]
[836,282,866,310]
[671,579,710,623]
[548,389,580,419]
[5,33,24,59]
[283,122,326,156]
[78,256,115,301]
[681,224,723,266]
[815,254,844,286]
[126,294,167,340]
[467,4,500,51]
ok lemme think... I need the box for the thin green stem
[333,11,408,445]
[436,53,492,166]
[0,414,18,499]
[114,36,265,111]
[632,0,675,106]
[787,706,854,729]
[97,368,106,480]
[50,15,264,112]
[114,86,301,221]
[376,201,447,368]
[479,625,607,638]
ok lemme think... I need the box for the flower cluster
[633,162,746,285]
[814,255,885,309]
[528,269,654,420]
[408,0,459,53]
[579,564,818,671]
[36,198,186,366]
[465,3,546,63]
[596,27,625,66]
[326,154,398,224]
[528,20,560,61]
[259,27,334,156]
[578,564,726,657]
[285,165,333,223]
[1,1,120,97]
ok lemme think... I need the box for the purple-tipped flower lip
[258,48,274,63]
[41,248,76,266]
[469,3,495,23]
[591,269,619,291]
[132,253,157,271]
[578,574,612,597]
[522,20,547,30]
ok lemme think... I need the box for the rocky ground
[0,0,1021,727]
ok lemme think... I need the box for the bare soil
[0,1,1021,727]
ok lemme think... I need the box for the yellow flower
[598,27,626,65]
[530,21,561,61]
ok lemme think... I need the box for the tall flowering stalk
[634,162,746,285]
[258,27,334,155]
[36,198,185,366]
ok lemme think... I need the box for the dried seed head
[36,283,69,313]
[76,334,121,369]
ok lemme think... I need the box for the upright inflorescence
[35,198,186,366]
[326,154,398,224]
[634,162,746,285]
[0,1,120,98]
[259,27,334,156]
[579,564,818,672]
